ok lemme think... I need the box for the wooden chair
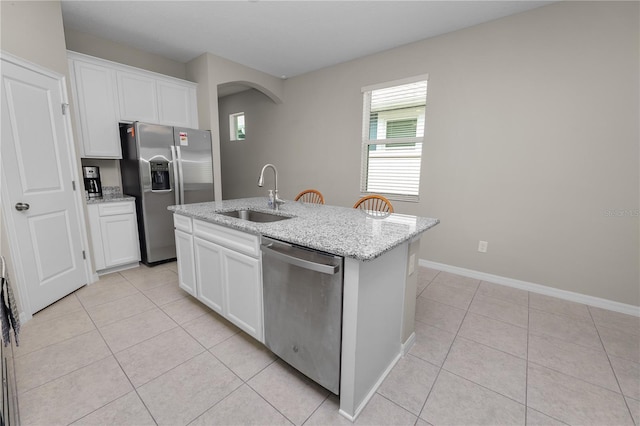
[294,189,325,204]
[353,194,394,213]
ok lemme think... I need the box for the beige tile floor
[13,263,640,425]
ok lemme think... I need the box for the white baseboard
[420,260,640,318]
[339,352,402,422]
[401,332,416,356]
[95,262,140,277]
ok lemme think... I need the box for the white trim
[58,74,96,291]
[362,73,429,93]
[0,50,65,79]
[67,50,197,87]
[95,262,139,277]
[338,352,402,422]
[401,331,416,356]
[420,260,640,317]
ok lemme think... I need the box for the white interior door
[1,56,88,314]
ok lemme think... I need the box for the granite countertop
[85,186,135,204]
[169,197,439,261]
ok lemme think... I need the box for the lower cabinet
[193,236,224,313]
[175,229,196,296]
[88,201,141,272]
[220,244,262,339]
[174,214,263,342]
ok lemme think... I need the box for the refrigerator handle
[170,146,180,205]
[176,146,185,204]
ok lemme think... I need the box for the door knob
[15,203,29,211]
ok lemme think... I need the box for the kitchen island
[169,197,439,421]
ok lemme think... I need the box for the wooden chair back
[294,189,325,204]
[353,194,394,213]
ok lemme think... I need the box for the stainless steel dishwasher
[261,236,344,395]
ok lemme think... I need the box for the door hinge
[82,250,86,260]
[62,103,69,115]
[72,180,76,191]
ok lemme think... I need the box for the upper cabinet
[117,71,159,123]
[157,79,197,127]
[68,51,199,159]
[69,59,122,158]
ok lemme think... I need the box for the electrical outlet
[478,240,488,253]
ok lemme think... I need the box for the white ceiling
[61,1,553,79]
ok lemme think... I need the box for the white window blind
[361,77,427,202]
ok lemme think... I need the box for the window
[361,76,428,202]
[229,112,245,141]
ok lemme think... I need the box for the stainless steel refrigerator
[120,122,214,265]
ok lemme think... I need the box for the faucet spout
[258,163,284,210]
[258,163,278,192]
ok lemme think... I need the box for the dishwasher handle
[261,243,340,275]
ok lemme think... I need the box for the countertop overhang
[168,197,439,261]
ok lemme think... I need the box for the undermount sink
[218,209,291,223]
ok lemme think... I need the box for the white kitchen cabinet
[157,79,198,128]
[222,248,262,339]
[174,214,196,296]
[69,58,121,158]
[173,214,263,342]
[117,71,159,123]
[193,237,224,314]
[175,230,196,296]
[88,201,141,272]
[68,51,199,159]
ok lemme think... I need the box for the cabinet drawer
[174,214,192,233]
[98,201,134,216]
[193,219,259,258]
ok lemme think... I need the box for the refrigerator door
[173,127,214,204]
[135,122,177,263]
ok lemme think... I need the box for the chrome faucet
[258,163,285,210]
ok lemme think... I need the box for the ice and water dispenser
[150,160,171,191]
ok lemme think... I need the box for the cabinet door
[87,204,106,270]
[157,80,197,128]
[223,249,263,342]
[194,237,224,314]
[175,230,196,296]
[100,214,141,268]
[117,71,158,123]
[71,60,121,158]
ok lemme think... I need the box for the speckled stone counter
[85,186,135,204]
[168,197,439,261]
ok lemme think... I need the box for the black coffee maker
[83,166,103,198]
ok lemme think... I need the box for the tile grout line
[13,324,96,361]
[299,391,332,426]
[419,293,529,332]
[372,392,421,422]
[243,359,323,426]
[415,277,481,422]
[587,305,637,425]
[75,287,161,426]
[16,351,114,399]
[114,266,288,424]
[525,288,530,426]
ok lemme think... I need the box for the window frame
[229,111,245,141]
[360,74,428,203]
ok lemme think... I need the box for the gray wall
[186,52,284,200]
[218,1,639,306]
[65,28,187,79]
